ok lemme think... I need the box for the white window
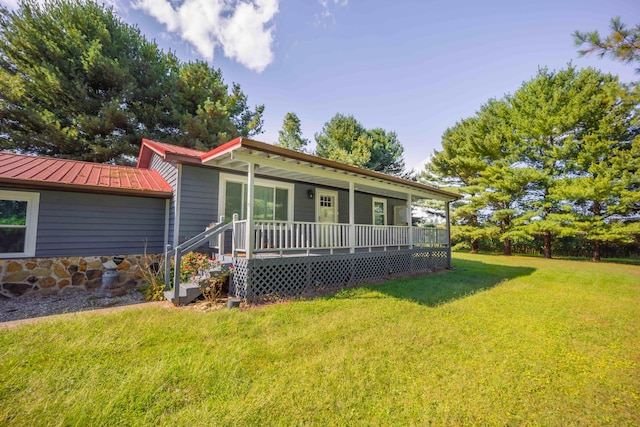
[0,190,39,258]
[220,174,294,222]
[394,205,409,226]
[372,198,387,226]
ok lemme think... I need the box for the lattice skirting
[230,248,450,302]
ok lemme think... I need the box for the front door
[316,189,338,223]
[316,189,338,247]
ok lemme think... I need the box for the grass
[1,253,639,425]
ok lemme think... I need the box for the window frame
[372,197,387,226]
[0,190,40,258]
[219,173,295,222]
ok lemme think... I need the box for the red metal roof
[137,138,205,168]
[141,138,205,158]
[0,152,172,198]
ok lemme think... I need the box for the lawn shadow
[343,258,536,307]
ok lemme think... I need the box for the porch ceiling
[201,139,459,202]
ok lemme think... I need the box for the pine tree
[275,112,308,152]
[550,74,639,261]
[426,117,489,253]
[315,113,406,176]
[574,17,640,73]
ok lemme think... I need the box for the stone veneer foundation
[0,254,161,298]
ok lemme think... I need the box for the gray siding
[35,190,166,257]
[296,185,407,225]
[294,183,316,222]
[150,154,178,246]
[354,192,371,224]
[177,165,219,244]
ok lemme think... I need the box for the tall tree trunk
[502,216,511,256]
[592,240,601,262]
[591,202,602,262]
[470,213,479,254]
[543,231,552,259]
[503,238,512,256]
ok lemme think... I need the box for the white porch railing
[232,220,448,253]
[413,227,448,246]
[356,225,409,247]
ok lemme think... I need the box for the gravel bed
[0,289,147,323]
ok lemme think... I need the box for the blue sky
[2,0,638,171]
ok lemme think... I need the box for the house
[1,138,459,303]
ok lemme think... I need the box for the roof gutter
[0,178,172,199]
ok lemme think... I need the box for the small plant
[139,251,234,303]
[180,251,212,282]
[198,259,232,303]
[138,254,166,301]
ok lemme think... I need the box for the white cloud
[315,0,348,28]
[133,0,278,72]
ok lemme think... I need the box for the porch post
[445,201,452,268]
[349,181,355,253]
[407,194,413,249]
[245,161,255,259]
[232,213,238,257]
[164,244,171,290]
[217,215,225,258]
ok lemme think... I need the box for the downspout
[163,199,171,290]
[349,182,355,253]
[445,201,452,269]
[407,194,413,249]
[245,161,255,259]
[173,164,183,247]
[244,162,255,303]
[163,198,170,249]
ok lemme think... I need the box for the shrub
[198,259,232,303]
[139,251,234,303]
[138,255,166,301]
[180,251,212,282]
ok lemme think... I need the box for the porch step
[216,254,238,263]
[164,282,202,306]
[164,260,234,305]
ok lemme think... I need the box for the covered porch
[167,138,459,304]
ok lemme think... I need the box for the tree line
[424,65,639,261]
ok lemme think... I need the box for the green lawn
[1,253,639,426]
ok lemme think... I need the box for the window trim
[218,173,295,221]
[372,197,387,226]
[0,190,40,258]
